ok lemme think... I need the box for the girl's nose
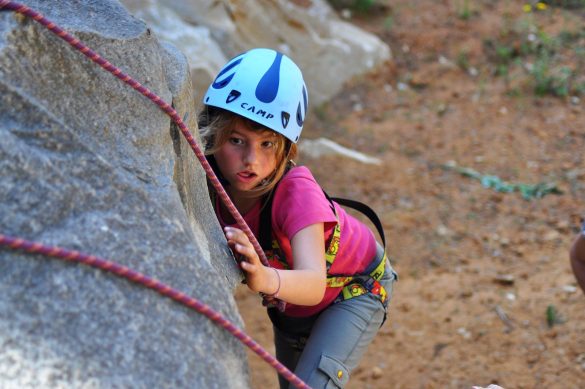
[243,146,258,165]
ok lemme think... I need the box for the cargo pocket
[317,354,349,388]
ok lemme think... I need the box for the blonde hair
[198,107,298,197]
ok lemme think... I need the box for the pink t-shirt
[217,166,378,317]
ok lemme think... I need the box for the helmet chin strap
[284,139,296,166]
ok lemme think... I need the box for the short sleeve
[272,167,337,240]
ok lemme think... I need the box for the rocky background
[236,1,585,388]
[0,0,389,387]
[120,0,390,106]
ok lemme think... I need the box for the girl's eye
[229,137,244,145]
[261,141,274,148]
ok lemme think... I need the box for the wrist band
[266,268,281,298]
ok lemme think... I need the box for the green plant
[383,15,394,31]
[547,0,585,10]
[353,0,376,13]
[457,0,472,20]
[532,61,573,97]
[546,304,566,328]
[496,44,515,62]
[328,0,379,14]
[574,81,585,96]
[524,29,579,97]
[483,9,584,98]
[506,87,522,97]
[493,44,514,77]
[456,50,470,71]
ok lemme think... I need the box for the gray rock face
[0,1,247,388]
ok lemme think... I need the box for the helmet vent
[256,52,282,103]
[226,90,241,104]
[281,111,290,129]
[211,57,243,89]
[296,103,304,127]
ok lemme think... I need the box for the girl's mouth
[236,171,257,183]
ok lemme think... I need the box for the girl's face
[214,118,279,198]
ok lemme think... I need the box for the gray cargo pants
[270,244,397,389]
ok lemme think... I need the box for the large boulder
[120,0,392,105]
[0,1,247,388]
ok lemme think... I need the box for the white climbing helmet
[203,48,308,143]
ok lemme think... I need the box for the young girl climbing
[198,48,397,389]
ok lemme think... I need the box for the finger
[224,226,244,237]
[239,259,258,273]
[231,242,248,256]
[233,243,260,264]
[224,227,251,247]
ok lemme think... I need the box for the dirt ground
[235,1,585,388]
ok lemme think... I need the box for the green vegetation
[328,0,379,13]
[456,0,472,20]
[547,0,585,9]
[327,0,391,15]
[383,15,394,31]
[456,50,471,72]
[482,5,584,97]
[546,304,566,328]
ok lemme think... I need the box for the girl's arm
[225,223,327,306]
[570,233,585,295]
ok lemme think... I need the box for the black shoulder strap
[258,190,275,251]
[324,192,387,249]
[258,172,387,251]
[258,163,295,251]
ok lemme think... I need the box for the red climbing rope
[0,234,310,389]
[0,0,301,386]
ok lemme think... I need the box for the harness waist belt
[328,250,388,305]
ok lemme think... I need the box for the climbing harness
[327,195,391,305]
[259,187,390,307]
[0,1,304,387]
